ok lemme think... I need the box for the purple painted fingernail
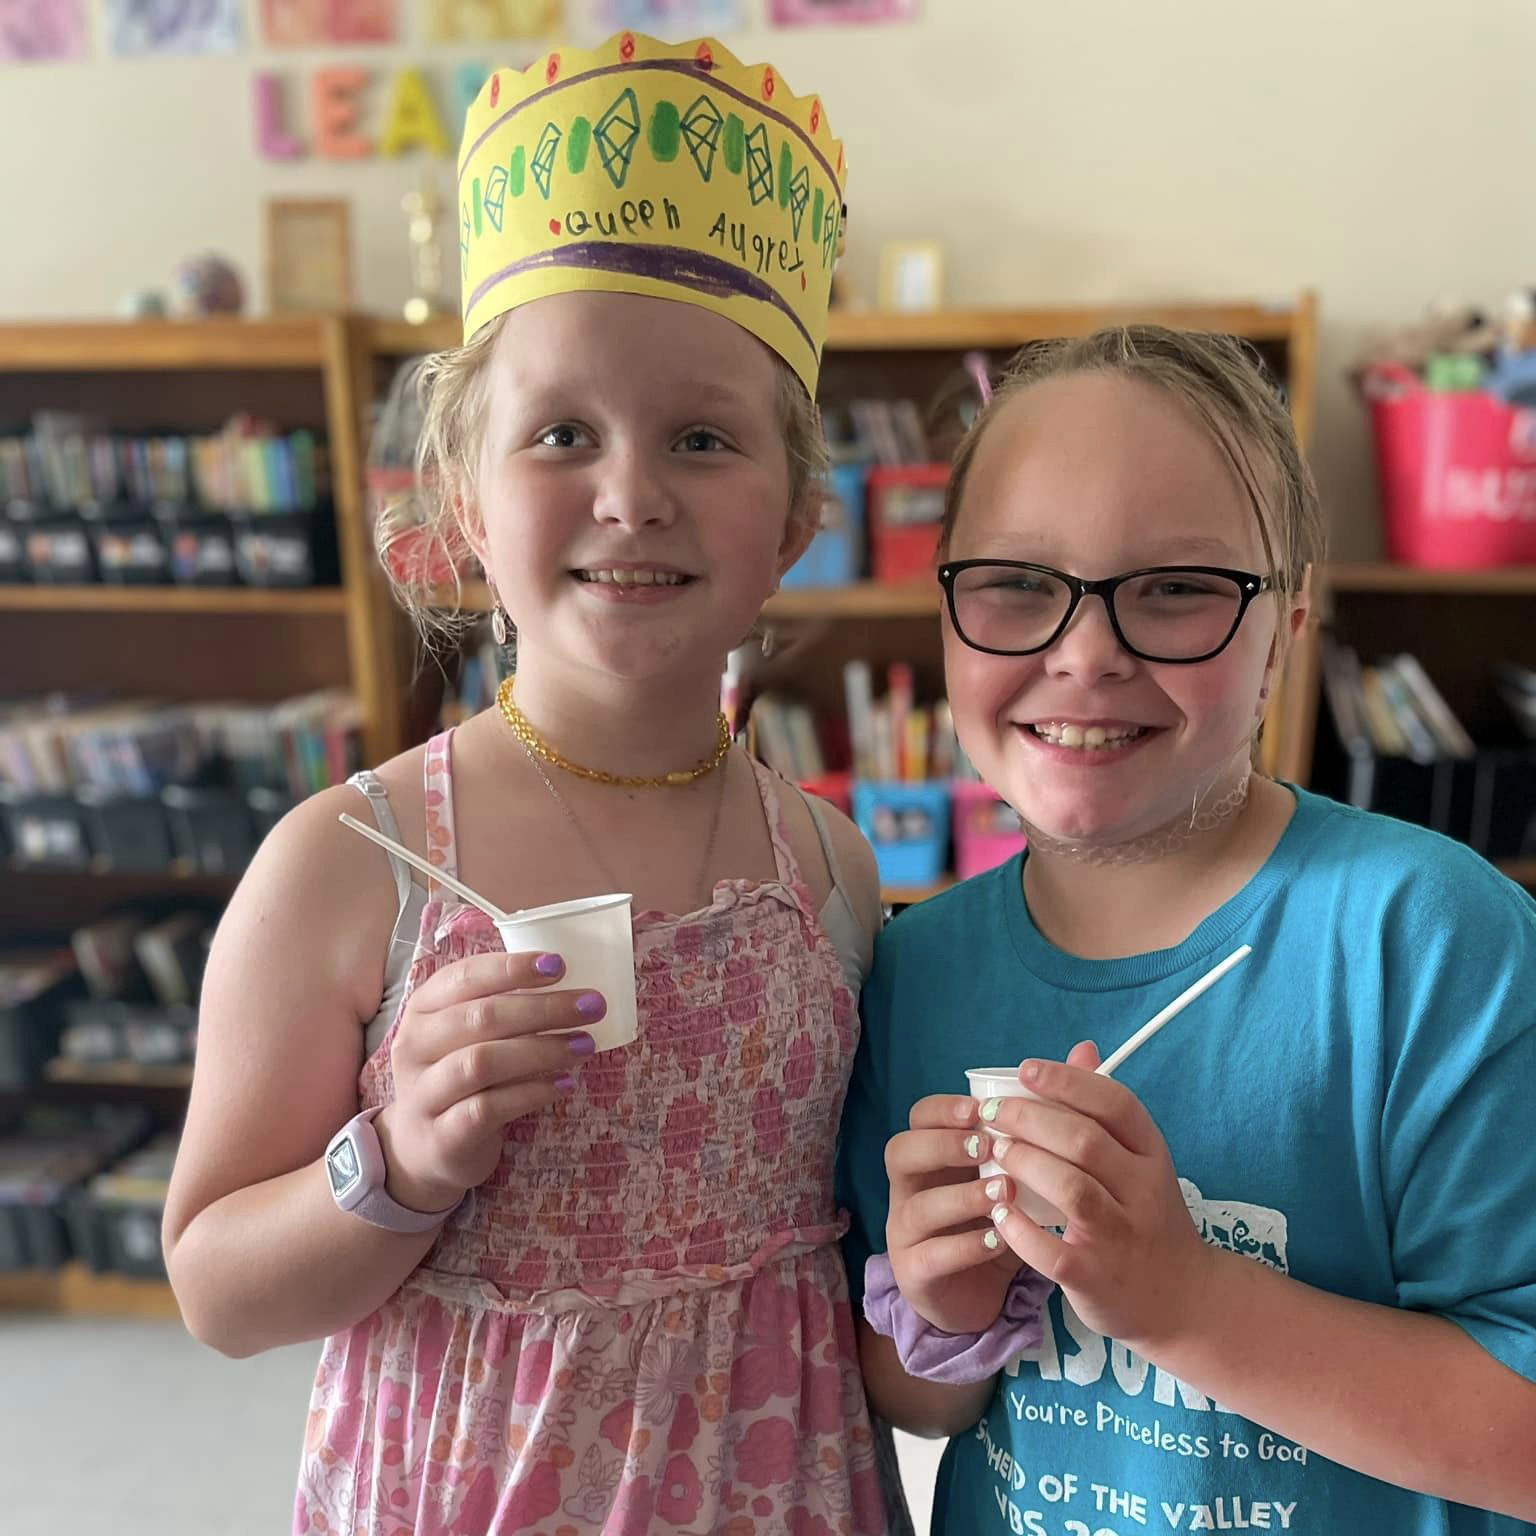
[567,1032,596,1058]
[554,1074,578,1094]
[576,992,606,1020]
[535,953,563,977]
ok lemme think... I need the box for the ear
[453,488,490,573]
[772,489,821,586]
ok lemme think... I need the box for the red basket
[867,463,949,584]
[1371,391,1536,568]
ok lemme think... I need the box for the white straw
[1096,944,1252,1078]
[338,813,511,922]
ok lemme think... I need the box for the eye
[536,423,591,450]
[674,427,728,454]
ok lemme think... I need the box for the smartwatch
[324,1107,460,1233]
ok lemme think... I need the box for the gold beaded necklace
[496,676,731,789]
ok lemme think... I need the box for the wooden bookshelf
[0,584,348,616]
[0,1264,179,1320]
[43,1060,194,1089]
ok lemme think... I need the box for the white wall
[5,0,1534,556]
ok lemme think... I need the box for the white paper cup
[494,893,637,1053]
[965,1066,1067,1227]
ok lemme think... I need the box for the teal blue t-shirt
[838,788,1536,1535]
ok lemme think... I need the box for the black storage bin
[83,500,170,585]
[0,505,26,581]
[85,1139,177,1279]
[1470,748,1536,861]
[0,1137,102,1270]
[232,504,338,588]
[161,785,254,874]
[0,787,92,869]
[119,1002,196,1068]
[11,502,95,583]
[58,998,127,1066]
[75,787,173,872]
[0,953,80,1089]
[154,503,238,586]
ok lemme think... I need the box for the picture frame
[264,198,354,313]
[878,240,944,313]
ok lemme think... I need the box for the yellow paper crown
[458,33,846,394]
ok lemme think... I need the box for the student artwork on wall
[598,0,744,35]
[0,0,88,63]
[769,0,915,23]
[423,0,560,41]
[261,0,396,45]
[104,0,242,54]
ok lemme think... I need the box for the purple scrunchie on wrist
[862,1252,1056,1384]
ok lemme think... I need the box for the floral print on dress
[296,737,886,1535]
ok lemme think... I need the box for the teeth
[579,568,686,587]
[1032,722,1146,751]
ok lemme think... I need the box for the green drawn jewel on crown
[595,88,641,189]
[532,123,562,199]
[744,123,773,207]
[681,94,723,182]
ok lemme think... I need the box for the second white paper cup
[965,1066,1067,1227]
[494,893,637,1053]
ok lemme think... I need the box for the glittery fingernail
[991,1203,1010,1225]
[576,992,606,1020]
[990,1136,1012,1160]
[964,1134,982,1160]
[980,1098,1002,1123]
[983,1230,1001,1250]
[554,1074,577,1094]
[984,1178,1004,1201]
[534,953,563,977]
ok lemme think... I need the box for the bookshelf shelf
[0,319,327,373]
[43,1059,193,1089]
[1326,564,1536,596]
[0,1263,179,1320]
[0,585,348,616]
[883,880,954,906]
[1498,859,1536,886]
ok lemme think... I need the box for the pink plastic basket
[1371,391,1536,568]
[952,780,1027,880]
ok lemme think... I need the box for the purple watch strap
[862,1252,1055,1384]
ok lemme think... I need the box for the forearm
[165,1156,439,1357]
[857,1319,997,1439]
[1145,1248,1536,1519]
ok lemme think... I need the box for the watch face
[326,1135,362,1198]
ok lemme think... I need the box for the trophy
[401,180,450,326]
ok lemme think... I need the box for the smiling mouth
[1028,722,1153,751]
[572,568,693,588]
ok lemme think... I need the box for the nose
[591,446,677,532]
[1043,592,1137,685]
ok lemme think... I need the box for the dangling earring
[491,603,511,647]
[759,625,776,660]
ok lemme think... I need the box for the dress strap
[346,771,414,912]
[422,730,460,893]
[746,756,808,894]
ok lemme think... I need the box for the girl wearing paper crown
[164,34,897,1536]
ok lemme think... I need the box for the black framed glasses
[938,559,1273,664]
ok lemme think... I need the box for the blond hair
[379,313,829,635]
[941,326,1326,619]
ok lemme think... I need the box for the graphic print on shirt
[973,1180,1314,1535]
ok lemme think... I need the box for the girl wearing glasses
[838,327,1536,1531]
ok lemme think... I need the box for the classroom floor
[2,1313,944,1533]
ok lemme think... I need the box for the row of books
[0,413,324,515]
[0,689,361,801]
[1320,637,1475,763]
[749,662,980,786]
[832,398,932,467]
